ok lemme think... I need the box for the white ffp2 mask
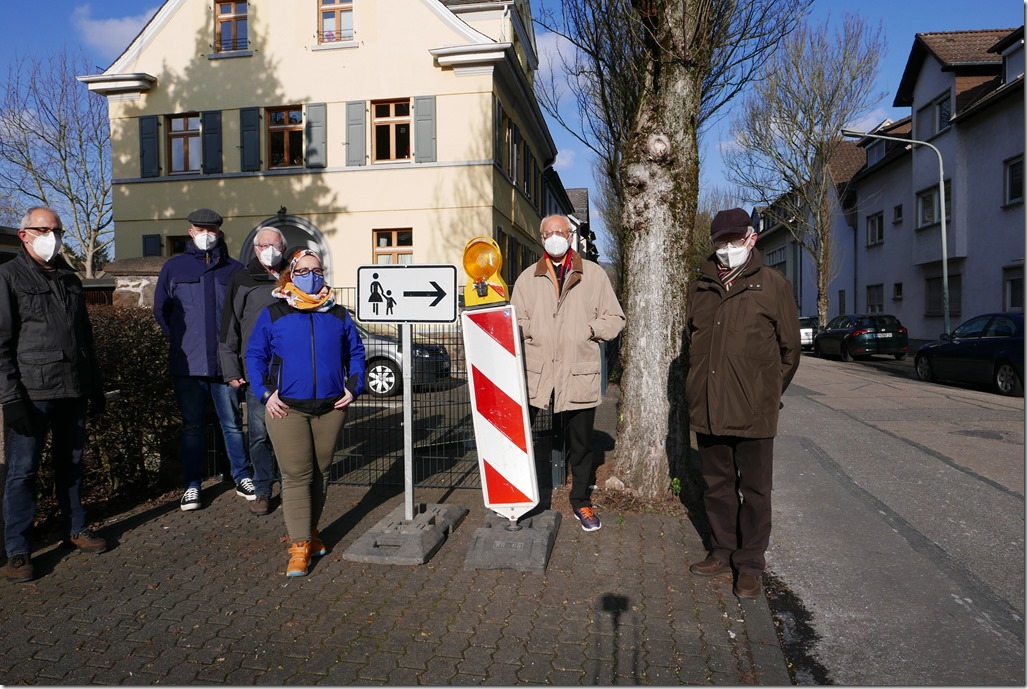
[33,232,60,262]
[544,235,570,258]
[716,244,750,269]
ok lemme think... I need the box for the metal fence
[202,288,561,490]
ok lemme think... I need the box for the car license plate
[875,332,893,338]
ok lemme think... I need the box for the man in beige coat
[511,214,625,531]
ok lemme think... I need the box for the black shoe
[5,554,33,583]
[235,478,256,501]
[180,487,202,511]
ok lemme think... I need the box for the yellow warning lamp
[462,236,509,308]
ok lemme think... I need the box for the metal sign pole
[402,323,414,521]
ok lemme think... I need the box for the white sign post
[356,265,457,521]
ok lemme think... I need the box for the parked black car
[813,313,909,361]
[914,312,1024,396]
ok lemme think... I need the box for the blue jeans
[172,376,250,488]
[4,397,88,557]
[245,385,278,497]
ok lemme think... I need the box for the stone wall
[104,256,169,309]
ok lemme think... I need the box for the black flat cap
[710,208,751,240]
[187,208,223,227]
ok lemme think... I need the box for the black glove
[87,391,106,418]
[3,400,33,436]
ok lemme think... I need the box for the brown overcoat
[511,251,625,412]
[685,249,801,438]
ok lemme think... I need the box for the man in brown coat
[511,214,625,531]
[685,208,800,599]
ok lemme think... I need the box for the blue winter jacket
[245,301,367,415]
[154,242,244,377]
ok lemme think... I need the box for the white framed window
[267,106,303,168]
[893,282,903,300]
[1003,267,1023,312]
[1004,155,1023,205]
[917,181,951,228]
[925,274,961,317]
[866,284,884,313]
[866,212,884,246]
[373,229,413,264]
[319,0,354,43]
[916,90,952,139]
[892,204,903,224]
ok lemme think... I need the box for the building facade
[80,0,569,288]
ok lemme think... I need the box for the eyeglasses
[293,267,324,277]
[541,230,570,240]
[255,243,283,250]
[25,226,64,236]
[713,235,751,250]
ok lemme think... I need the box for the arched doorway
[240,213,334,284]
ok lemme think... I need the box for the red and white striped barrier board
[461,304,539,522]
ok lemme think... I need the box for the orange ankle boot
[311,528,327,557]
[286,540,311,577]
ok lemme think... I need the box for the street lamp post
[841,128,950,335]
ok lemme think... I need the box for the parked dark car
[813,313,909,361]
[914,312,1024,396]
[799,316,818,350]
[351,315,451,398]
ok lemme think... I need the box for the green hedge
[82,305,181,500]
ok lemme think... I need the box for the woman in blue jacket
[246,249,365,577]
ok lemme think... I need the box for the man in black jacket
[219,227,288,516]
[0,207,108,583]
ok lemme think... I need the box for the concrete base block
[464,510,561,573]
[342,503,468,566]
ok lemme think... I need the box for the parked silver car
[799,316,817,350]
[353,321,451,398]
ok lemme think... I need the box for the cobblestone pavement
[0,394,791,685]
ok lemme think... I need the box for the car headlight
[413,347,431,358]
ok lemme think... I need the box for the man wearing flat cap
[154,209,252,511]
[684,207,800,599]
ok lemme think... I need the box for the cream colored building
[80,0,570,287]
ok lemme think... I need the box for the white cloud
[71,4,160,63]
[553,148,576,171]
[535,29,580,105]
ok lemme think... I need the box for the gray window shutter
[240,107,261,172]
[139,115,159,178]
[306,102,327,169]
[494,97,502,164]
[413,96,436,163]
[142,234,162,256]
[201,110,222,174]
[345,101,365,166]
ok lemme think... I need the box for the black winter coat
[218,256,284,382]
[0,249,102,403]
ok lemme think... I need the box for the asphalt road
[769,352,1025,685]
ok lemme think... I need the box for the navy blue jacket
[245,301,367,415]
[154,242,244,377]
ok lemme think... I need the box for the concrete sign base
[342,503,468,565]
[464,510,562,573]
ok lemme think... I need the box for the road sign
[356,264,457,323]
[461,304,539,523]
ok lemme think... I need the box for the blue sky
[2,1,1023,255]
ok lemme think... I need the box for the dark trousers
[532,405,596,509]
[696,433,774,576]
[4,398,88,557]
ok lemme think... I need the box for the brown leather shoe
[69,528,108,554]
[689,556,731,577]
[734,572,762,599]
[5,554,33,583]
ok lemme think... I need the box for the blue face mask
[293,271,325,296]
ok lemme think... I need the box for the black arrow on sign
[403,281,447,307]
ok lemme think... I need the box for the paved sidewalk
[0,390,791,685]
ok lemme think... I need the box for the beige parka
[511,251,625,412]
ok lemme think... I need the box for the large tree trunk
[613,2,704,499]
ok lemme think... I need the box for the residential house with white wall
[79,0,568,289]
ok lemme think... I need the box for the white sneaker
[180,487,201,511]
[235,478,256,501]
